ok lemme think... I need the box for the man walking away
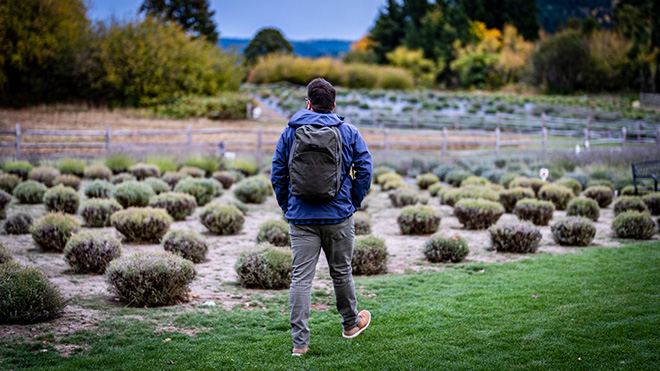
[271,78,373,356]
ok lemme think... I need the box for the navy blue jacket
[271,109,372,222]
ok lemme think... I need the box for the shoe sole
[342,313,371,339]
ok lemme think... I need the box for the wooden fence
[2,121,659,161]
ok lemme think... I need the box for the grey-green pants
[289,216,358,348]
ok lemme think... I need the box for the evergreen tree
[402,0,432,49]
[243,28,293,65]
[458,0,540,40]
[140,0,219,43]
[368,0,406,63]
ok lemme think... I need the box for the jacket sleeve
[271,129,290,213]
[350,129,372,209]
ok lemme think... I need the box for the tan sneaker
[342,310,371,339]
[292,347,309,356]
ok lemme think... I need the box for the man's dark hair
[307,78,335,111]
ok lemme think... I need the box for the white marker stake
[540,168,549,182]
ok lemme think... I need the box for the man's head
[306,78,336,112]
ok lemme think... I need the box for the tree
[458,0,540,40]
[450,21,503,88]
[386,46,441,87]
[532,31,591,93]
[368,0,406,64]
[140,0,219,43]
[402,0,432,49]
[0,0,90,106]
[243,28,293,66]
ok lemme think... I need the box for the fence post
[495,127,500,156]
[657,127,660,147]
[373,109,379,127]
[542,127,547,154]
[496,112,501,131]
[256,125,263,167]
[186,124,192,152]
[105,126,112,155]
[442,127,448,156]
[584,128,590,149]
[413,109,418,130]
[541,113,546,132]
[622,127,627,148]
[454,113,459,130]
[384,128,390,153]
[637,121,642,142]
[14,123,21,160]
[247,103,252,120]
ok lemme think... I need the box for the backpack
[289,124,343,203]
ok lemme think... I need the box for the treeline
[0,0,243,107]
[350,0,658,93]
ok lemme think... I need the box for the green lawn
[2,242,660,370]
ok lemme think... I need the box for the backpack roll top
[289,124,343,203]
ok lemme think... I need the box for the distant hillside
[219,38,353,57]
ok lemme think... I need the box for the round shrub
[354,211,371,235]
[64,231,122,274]
[396,205,440,235]
[390,189,428,207]
[587,179,614,190]
[428,183,446,197]
[233,176,271,204]
[256,219,290,246]
[0,262,66,324]
[566,197,600,221]
[111,207,172,243]
[416,173,439,190]
[178,166,204,178]
[373,166,395,183]
[199,204,244,235]
[499,187,535,213]
[551,217,597,246]
[563,173,590,190]
[0,173,22,193]
[80,198,123,227]
[162,171,186,189]
[54,174,81,190]
[143,177,170,195]
[149,192,197,221]
[509,177,544,195]
[445,170,471,187]
[161,230,208,263]
[110,173,136,185]
[620,185,650,196]
[0,190,10,219]
[84,163,113,180]
[3,212,33,234]
[538,184,574,210]
[382,177,406,191]
[57,158,86,177]
[499,172,520,189]
[0,243,12,264]
[174,177,221,206]
[104,155,135,174]
[460,176,488,187]
[14,180,47,204]
[556,178,582,196]
[44,185,79,214]
[513,199,554,226]
[105,252,196,306]
[352,235,388,275]
[129,163,161,180]
[377,171,401,186]
[84,180,115,199]
[489,222,542,253]
[4,161,34,180]
[442,186,499,207]
[642,193,660,216]
[213,198,248,215]
[28,166,60,187]
[31,213,81,252]
[454,198,504,230]
[235,244,292,289]
[212,171,237,189]
[423,234,469,263]
[583,186,614,208]
[613,196,648,216]
[113,181,155,208]
[612,211,657,240]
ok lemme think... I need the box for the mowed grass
[2,242,660,370]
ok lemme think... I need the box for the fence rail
[2,121,660,161]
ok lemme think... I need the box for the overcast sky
[86,0,387,41]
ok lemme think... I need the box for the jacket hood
[288,109,344,128]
